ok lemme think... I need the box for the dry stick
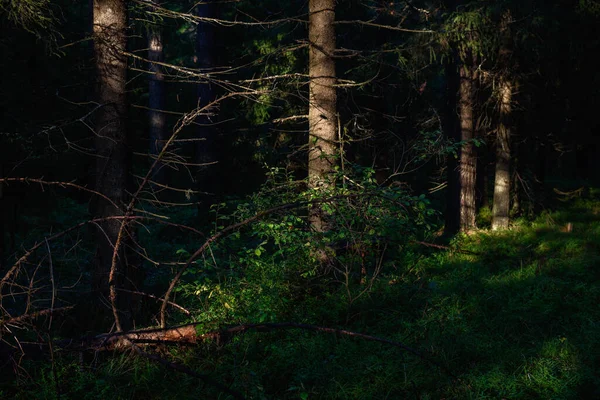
[334,19,435,33]
[115,288,191,315]
[0,178,121,293]
[45,238,56,330]
[0,217,118,293]
[159,193,363,328]
[410,240,481,256]
[0,178,120,211]
[0,214,185,296]
[0,214,203,289]
[108,91,261,331]
[0,307,73,328]
[0,216,141,292]
[134,0,305,27]
[47,335,61,400]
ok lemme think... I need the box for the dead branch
[335,19,435,33]
[410,240,481,256]
[108,91,262,331]
[159,193,364,328]
[115,288,191,316]
[0,307,73,329]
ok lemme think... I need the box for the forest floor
[3,198,600,399]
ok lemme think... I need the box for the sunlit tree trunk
[492,11,513,230]
[492,79,512,230]
[308,0,337,232]
[148,0,166,186]
[92,0,129,307]
[458,59,478,231]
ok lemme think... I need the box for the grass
[3,198,600,399]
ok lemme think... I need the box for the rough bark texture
[92,0,131,315]
[458,60,478,231]
[492,11,513,230]
[195,1,218,213]
[148,1,167,187]
[492,79,512,230]
[308,0,337,232]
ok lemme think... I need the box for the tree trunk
[458,60,478,231]
[92,0,130,318]
[491,78,512,230]
[308,0,337,232]
[492,10,513,230]
[195,1,218,215]
[148,1,166,187]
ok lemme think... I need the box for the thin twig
[159,194,364,327]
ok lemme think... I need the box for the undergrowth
[2,195,600,399]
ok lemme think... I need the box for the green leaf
[176,248,189,256]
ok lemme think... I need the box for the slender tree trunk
[511,139,521,216]
[308,0,337,232]
[491,79,512,230]
[92,0,130,314]
[195,1,218,214]
[148,1,166,187]
[492,11,513,230]
[458,60,478,231]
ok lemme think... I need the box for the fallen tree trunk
[3,321,458,400]
[54,322,456,379]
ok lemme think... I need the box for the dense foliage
[0,0,599,398]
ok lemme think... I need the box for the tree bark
[308,0,337,232]
[491,79,512,230]
[91,0,131,318]
[492,11,513,230]
[458,60,478,231]
[148,1,167,187]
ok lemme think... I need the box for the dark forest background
[1,0,599,398]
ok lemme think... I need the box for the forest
[1,0,599,398]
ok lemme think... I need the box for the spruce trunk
[308,0,337,232]
[458,62,477,231]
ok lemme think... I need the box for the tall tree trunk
[195,1,218,215]
[148,1,166,187]
[491,79,512,230]
[308,0,337,232]
[92,0,130,320]
[492,11,513,230]
[458,60,478,231]
[511,138,521,216]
